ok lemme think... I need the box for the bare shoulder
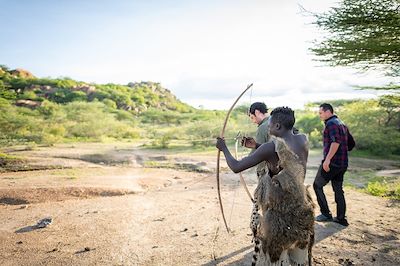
[294,133,308,142]
[259,140,276,151]
[294,133,309,149]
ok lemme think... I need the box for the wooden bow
[216,83,253,233]
[234,135,255,203]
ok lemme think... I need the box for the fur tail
[251,236,261,266]
[308,231,315,266]
[250,202,260,266]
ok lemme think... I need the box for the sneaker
[333,217,349,226]
[315,214,333,222]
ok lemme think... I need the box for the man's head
[319,103,334,121]
[268,107,295,136]
[248,102,268,125]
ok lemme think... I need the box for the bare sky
[0,0,397,109]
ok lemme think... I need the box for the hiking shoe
[333,217,349,226]
[315,214,333,222]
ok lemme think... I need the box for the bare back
[283,133,309,169]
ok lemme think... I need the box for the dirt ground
[0,143,399,266]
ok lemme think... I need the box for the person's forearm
[225,144,271,173]
[220,145,242,173]
[325,142,340,161]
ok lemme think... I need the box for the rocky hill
[0,65,192,114]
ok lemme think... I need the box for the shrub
[366,181,400,199]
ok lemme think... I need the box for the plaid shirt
[323,115,349,168]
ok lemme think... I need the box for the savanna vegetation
[0,65,248,149]
[1,65,399,157]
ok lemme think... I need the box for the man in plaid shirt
[313,103,350,226]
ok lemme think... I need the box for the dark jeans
[313,163,347,220]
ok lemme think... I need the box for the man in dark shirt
[313,103,350,226]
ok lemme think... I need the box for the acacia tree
[378,94,400,128]
[311,0,400,77]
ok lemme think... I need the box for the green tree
[17,91,40,101]
[295,113,320,134]
[0,81,16,100]
[102,98,117,109]
[339,99,400,155]
[295,111,324,148]
[65,91,87,102]
[378,94,400,127]
[55,78,78,88]
[9,78,28,92]
[311,0,400,77]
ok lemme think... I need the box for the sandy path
[0,167,399,266]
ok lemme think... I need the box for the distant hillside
[0,65,192,113]
[0,65,233,146]
[2,65,398,157]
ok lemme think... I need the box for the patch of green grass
[350,149,400,161]
[142,140,217,155]
[49,168,83,179]
[143,160,212,173]
[78,153,131,165]
[143,160,163,167]
[0,152,26,171]
[143,160,179,170]
[310,148,400,161]
[344,169,400,199]
[0,152,20,160]
[366,181,400,199]
[343,169,376,188]
[366,182,388,196]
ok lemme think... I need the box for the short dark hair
[270,107,295,129]
[320,103,334,113]
[248,102,268,115]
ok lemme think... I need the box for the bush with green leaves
[366,181,400,199]
[295,110,324,148]
[338,98,400,155]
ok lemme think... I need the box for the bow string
[216,83,253,233]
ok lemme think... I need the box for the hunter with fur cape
[216,107,315,266]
